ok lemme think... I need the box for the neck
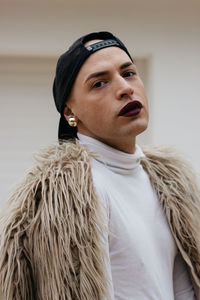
[77,132,144,175]
[105,139,136,154]
[78,132,136,154]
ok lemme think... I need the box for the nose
[115,76,134,100]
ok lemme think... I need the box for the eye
[92,80,107,89]
[123,70,136,78]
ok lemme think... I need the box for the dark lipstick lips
[118,100,143,117]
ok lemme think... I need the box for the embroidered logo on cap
[86,39,120,52]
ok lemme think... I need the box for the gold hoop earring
[68,116,77,127]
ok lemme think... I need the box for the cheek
[78,97,112,118]
[138,82,146,95]
[78,103,114,132]
[72,87,115,124]
[74,103,99,127]
[136,83,148,103]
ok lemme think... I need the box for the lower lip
[121,108,142,117]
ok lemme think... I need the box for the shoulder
[0,139,93,228]
[14,139,94,190]
[32,139,92,173]
[141,144,190,164]
[141,144,200,203]
[141,144,197,177]
[3,139,91,202]
[0,139,96,260]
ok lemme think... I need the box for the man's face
[65,43,149,153]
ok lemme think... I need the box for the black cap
[53,31,133,140]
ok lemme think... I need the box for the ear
[63,105,73,122]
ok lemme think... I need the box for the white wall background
[0,0,200,205]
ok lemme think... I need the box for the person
[0,31,200,300]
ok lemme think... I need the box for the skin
[64,40,149,154]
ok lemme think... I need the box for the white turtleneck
[78,133,195,300]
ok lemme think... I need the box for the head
[53,31,149,153]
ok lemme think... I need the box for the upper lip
[118,100,143,116]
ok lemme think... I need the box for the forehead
[79,45,132,77]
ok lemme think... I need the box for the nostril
[120,92,133,100]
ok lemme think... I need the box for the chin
[129,117,149,136]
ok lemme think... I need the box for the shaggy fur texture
[0,140,200,299]
[141,145,200,299]
[0,141,110,300]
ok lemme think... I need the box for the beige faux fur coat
[0,140,200,300]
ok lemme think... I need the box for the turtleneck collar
[77,133,145,175]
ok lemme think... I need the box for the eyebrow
[84,61,134,84]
